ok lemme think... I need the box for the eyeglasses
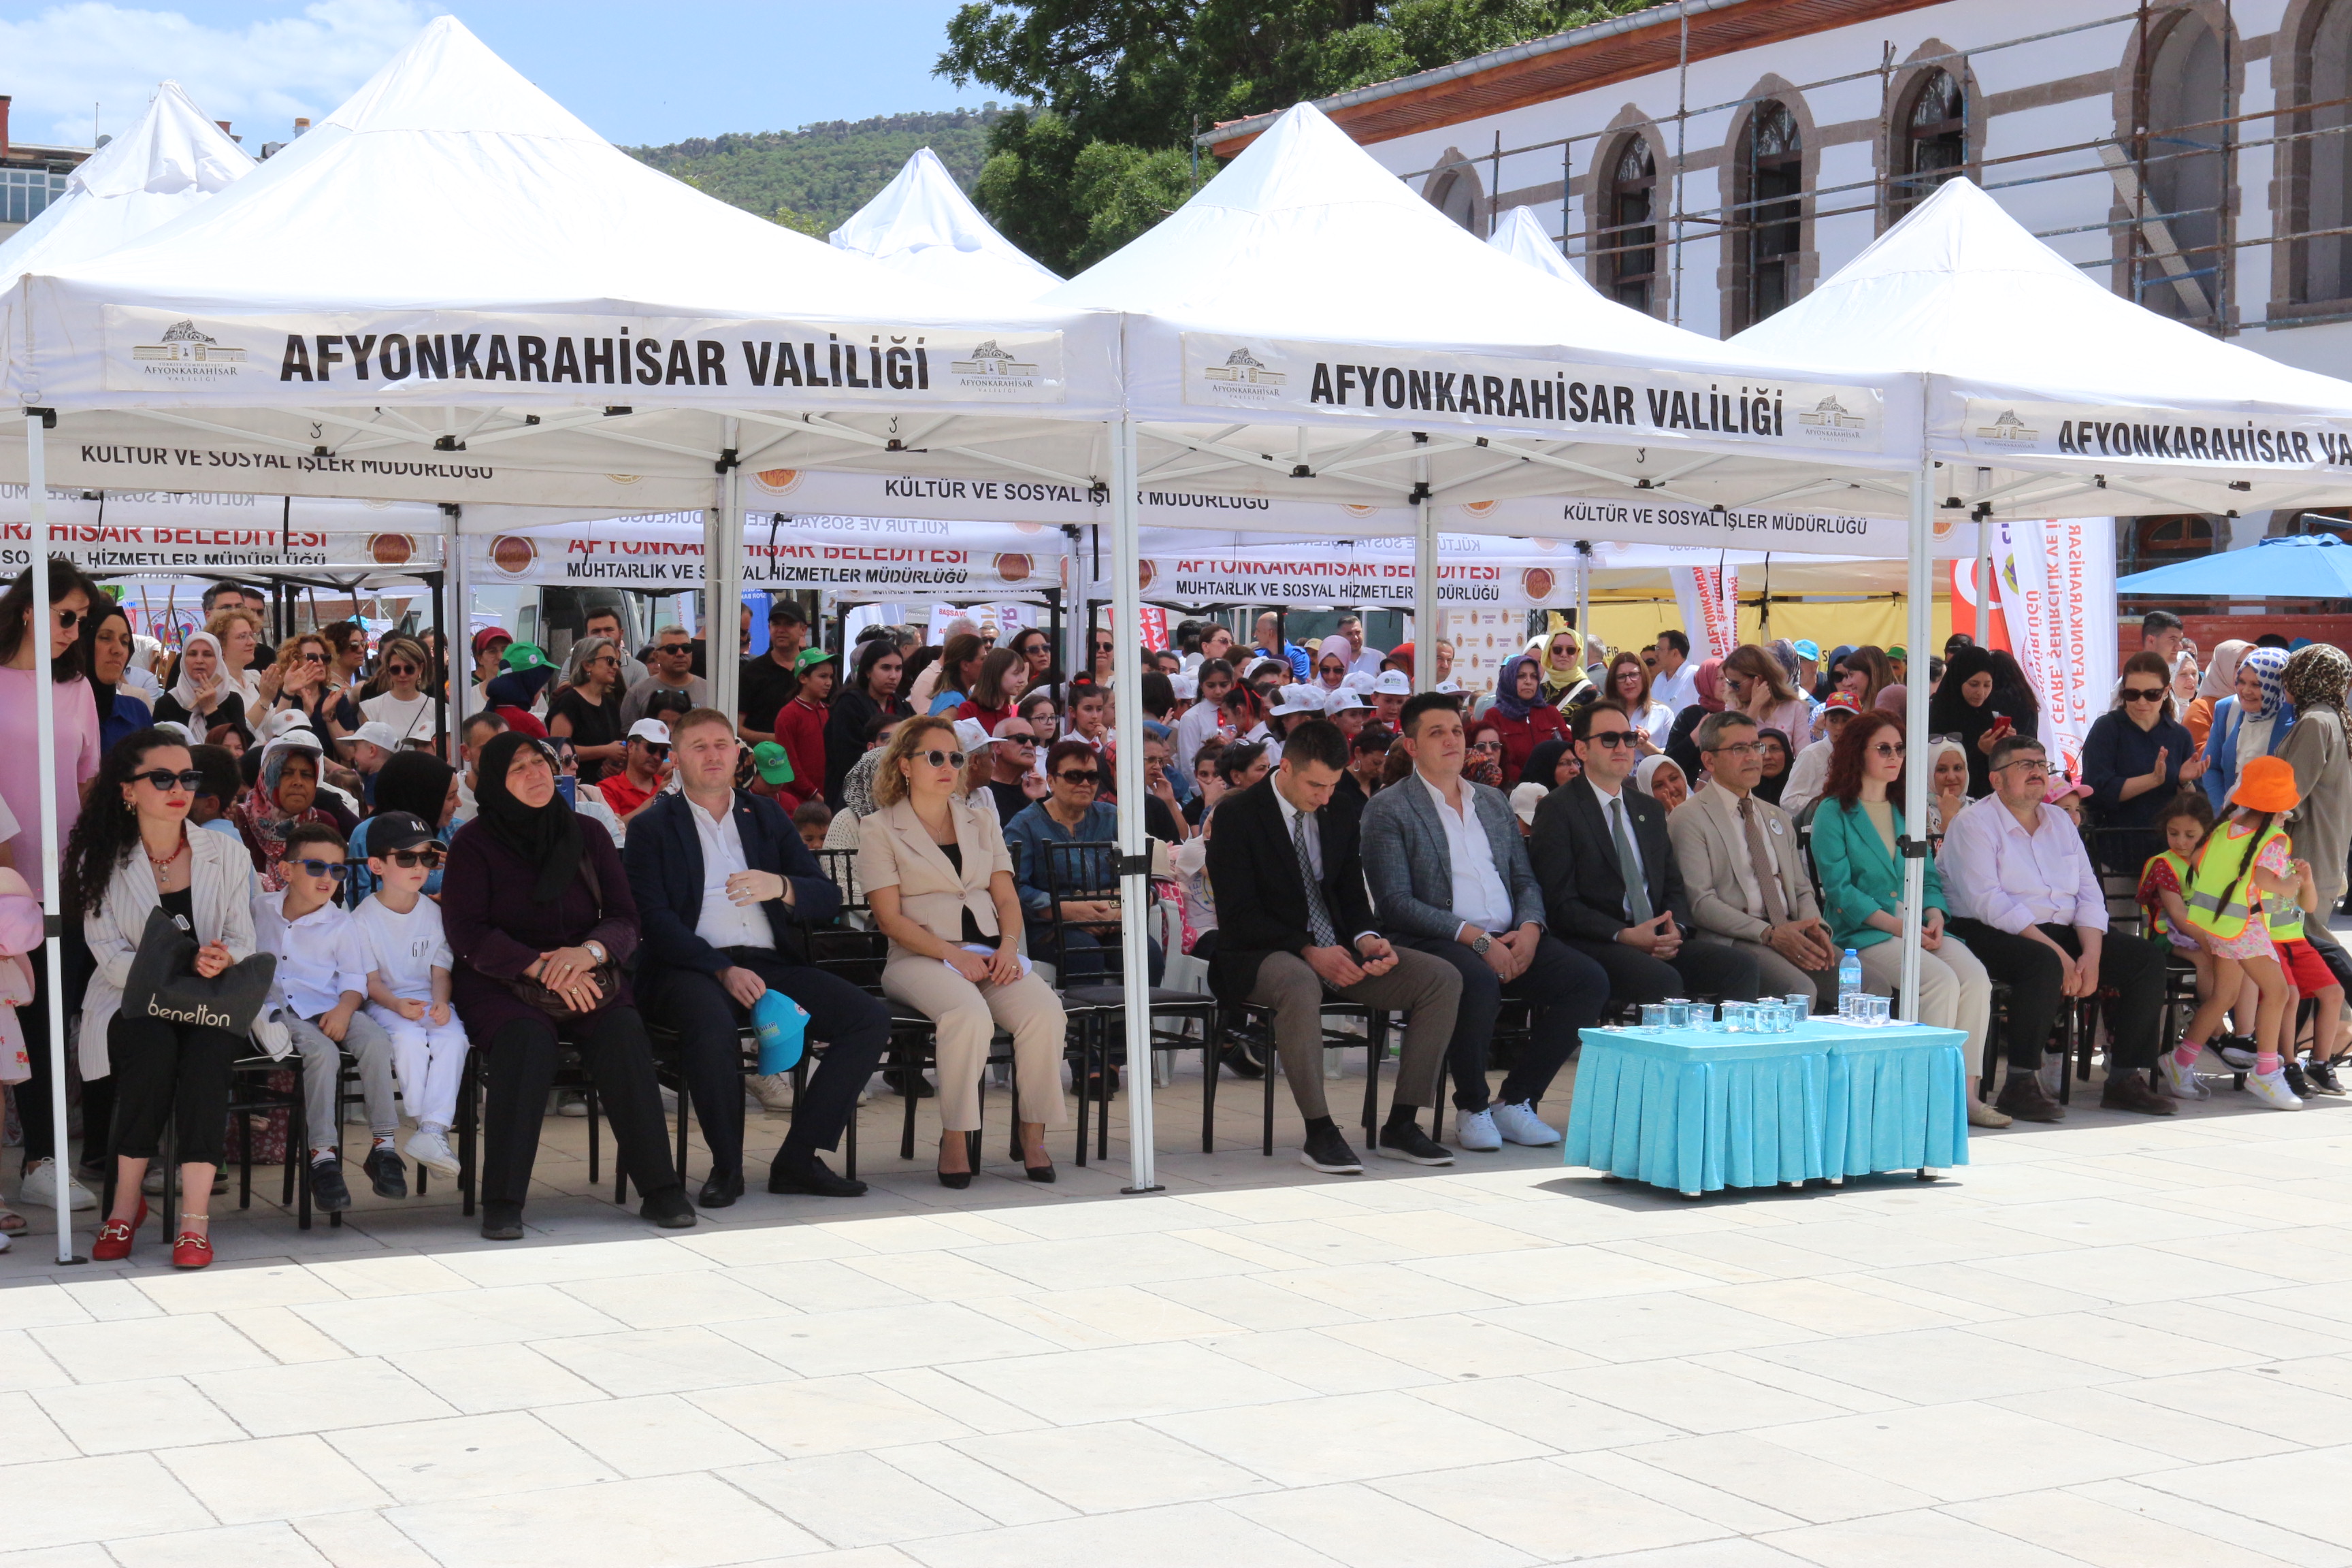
[1707,742,1764,759]
[135,769,205,791]
[636,742,670,758]
[1585,732,1639,749]
[915,749,966,769]
[386,662,417,676]
[1056,769,1102,785]
[1868,741,1907,758]
[383,848,444,869]
[291,858,350,882]
[2121,687,2167,702]
[1995,760,2050,777]
[1470,740,1501,753]
[1001,735,1037,748]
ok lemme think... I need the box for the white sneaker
[406,1128,461,1176]
[2159,1054,2212,1101]
[2247,1067,2306,1111]
[1454,1108,1502,1152]
[20,1158,95,1212]
[746,1071,796,1114]
[1491,1100,1563,1146]
[556,1092,589,1119]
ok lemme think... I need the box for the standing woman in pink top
[0,557,106,1222]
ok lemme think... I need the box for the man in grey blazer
[1667,710,1840,1007]
[1362,692,1610,1149]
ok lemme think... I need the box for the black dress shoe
[936,1166,973,1190]
[1375,1121,1456,1166]
[363,1145,408,1199]
[479,1200,524,1241]
[768,1155,868,1197]
[308,1158,353,1213]
[639,1186,698,1228]
[698,1169,745,1208]
[1025,1158,1056,1183]
[1298,1124,1364,1175]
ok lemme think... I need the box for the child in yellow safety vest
[2139,793,2218,1004]
[2170,756,2309,1111]
[2264,847,2345,1095]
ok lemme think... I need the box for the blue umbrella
[2117,534,2352,598]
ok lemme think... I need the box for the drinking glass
[1784,992,1812,1015]
[1641,1004,1670,1029]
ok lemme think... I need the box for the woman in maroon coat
[441,731,691,1239]
[1484,654,1569,782]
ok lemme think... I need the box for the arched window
[1735,100,1803,329]
[1893,69,1965,218]
[2297,1,2352,304]
[1604,136,1659,312]
[1429,167,1480,232]
[2140,14,2226,323]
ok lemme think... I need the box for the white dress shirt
[1419,772,1515,934]
[1586,777,1647,921]
[1649,661,1700,715]
[690,797,776,952]
[252,891,371,1019]
[1936,794,2108,933]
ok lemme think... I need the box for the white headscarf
[1634,754,1686,800]
[2199,640,2249,700]
[167,632,225,713]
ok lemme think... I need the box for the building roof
[1198,0,1944,154]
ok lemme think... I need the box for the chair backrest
[1040,838,1122,985]
[813,847,866,916]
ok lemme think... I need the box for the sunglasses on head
[915,748,966,769]
[1056,768,1102,785]
[2121,686,2167,702]
[1584,731,1639,749]
[135,768,205,792]
[382,847,443,869]
[290,858,350,883]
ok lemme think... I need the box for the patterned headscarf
[2285,642,2352,718]
[2243,647,2290,720]
[1491,654,1541,721]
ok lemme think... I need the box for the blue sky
[3,1,985,150]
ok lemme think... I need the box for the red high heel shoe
[91,1200,148,1262]
[170,1228,213,1269]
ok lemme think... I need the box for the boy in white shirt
[252,822,404,1213]
[353,811,468,1176]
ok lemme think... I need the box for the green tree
[938,0,1662,272]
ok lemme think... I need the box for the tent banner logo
[1959,398,2352,468]
[1182,333,1882,451]
[101,308,1068,404]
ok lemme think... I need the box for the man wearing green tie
[1526,704,1763,1006]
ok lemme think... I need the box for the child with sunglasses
[353,812,468,1175]
[251,821,406,1211]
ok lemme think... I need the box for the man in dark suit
[1362,693,1608,1152]
[1527,703,1763,1005]
[623,708,891,1205]
[1205,718,1462,1175]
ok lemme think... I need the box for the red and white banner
[1991,518,2117,783]
[1669,565,1741,661]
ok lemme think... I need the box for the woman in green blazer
[1807,712,2004,1126]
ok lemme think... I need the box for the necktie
[1293,807,1338,947]
[1740,796,1790,926]
[1612,797,1653,925]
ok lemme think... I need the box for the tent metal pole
[708,418,743,728]
[1575,541,1592,664]
[1899,453,1933,1024]
[1108,416,1160,1193]
[444,505,468,756]
[27,413,78,1263]
[1975,517,1993,646]
[1413,461,1437,694]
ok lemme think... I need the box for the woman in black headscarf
[440,731,690,1240]
[1754,728,1794,806]
[1927,644,2014,799]
[83,600,153,753]
[1518,737,1580,792]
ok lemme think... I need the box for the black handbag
[122,905,276,1036]
[502,856,621,1016]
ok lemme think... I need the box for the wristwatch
[583,941,607,964]
[1470,932,1492,956]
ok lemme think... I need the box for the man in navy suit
[624,708,889,1205]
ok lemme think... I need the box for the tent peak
[830,146,1061,299]
[321,14,605,142]
[1184,101,1437,218]
[70,80,251,199]
[1487,204,1603,297]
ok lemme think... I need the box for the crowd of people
[3,565,2347,1262]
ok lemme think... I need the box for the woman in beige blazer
[858,715,1067,1186]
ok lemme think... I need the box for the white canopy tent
[830,147,1063,304]
[1731,174,2352,1035]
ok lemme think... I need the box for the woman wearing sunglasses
[66,730,261,1265]
[270,632,357,747]
[0,558,106,1218]
[2081,650,2207,876]
[359,636,438,749]
[859,716,1066,1185]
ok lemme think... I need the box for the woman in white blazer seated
[858,715,1068,1188]
[66,728,259,1269]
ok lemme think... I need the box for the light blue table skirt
[1564,1021,1969,1195]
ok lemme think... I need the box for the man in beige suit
[1667,710,1841,1008]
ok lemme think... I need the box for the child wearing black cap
[353,811,469,1175]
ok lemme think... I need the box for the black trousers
[1397,933,1608,1112]
[14,932,99,1166]
[644,948,892,1175]
[1944,918,2167,1071]
[1024,924,1166,987]
[107,1013,244,1167]
[1559,932,1763,1008]
[480,1006,679,1208]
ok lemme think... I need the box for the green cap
[751,741,794,785]
[1887,644,1908,661]
[794,647,839,674]
[501,641,551,672]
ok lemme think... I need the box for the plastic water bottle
[751,991,808,1075]
[1838,949,1863,1015]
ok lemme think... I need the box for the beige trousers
[883,955,1071,1132]
[1857,935,1993,1068]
